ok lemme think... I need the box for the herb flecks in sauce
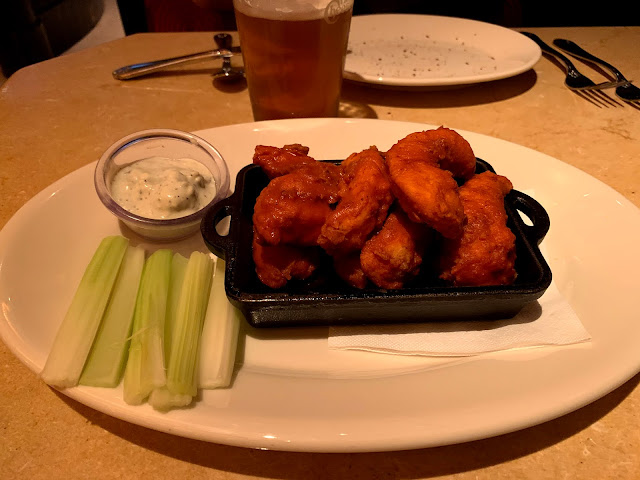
[111,157,216,219]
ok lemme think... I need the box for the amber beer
[234,0,353,121]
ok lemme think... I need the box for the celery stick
[148,252,191,412]
[41,236,129,388]
[79,245,145,388]
[199,258,241,389]
[165,251,214,398]
[164,253,189,365]
[123,249,172,405]
[148,387,192,412]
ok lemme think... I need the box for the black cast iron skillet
[201,159,552,328]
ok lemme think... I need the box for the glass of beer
[233,0,354,121]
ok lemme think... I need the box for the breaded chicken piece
[333,251,369,289]
[360,209,432,289]
[439,172,517,286]
[318,146,394,255]
[252,232,319,289]
[386,127,476,180]
[388,161,465,239]
[252,162,342,246]
[253,144,316,179]
[385,127,477,239]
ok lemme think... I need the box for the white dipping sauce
[111,156,216,219]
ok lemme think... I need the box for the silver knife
[112,46,242,80]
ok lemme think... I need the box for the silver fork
[521,32,626,107]
[553,39,640,106]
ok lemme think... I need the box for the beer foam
[234,0,352,21]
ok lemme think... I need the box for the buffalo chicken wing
[318,146,394,255]
[439,172,517,286]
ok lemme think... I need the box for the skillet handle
[509,190,550,246]
[200,192,240,260]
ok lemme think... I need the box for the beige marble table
[1,27,639,479]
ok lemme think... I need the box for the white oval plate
[1,119,639,453]
[344,14,541,87]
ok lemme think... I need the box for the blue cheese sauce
[111,156,216,219]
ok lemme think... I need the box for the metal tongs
[112,34,241,80]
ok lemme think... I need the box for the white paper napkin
[328,281,590,356]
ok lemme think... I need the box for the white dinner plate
[1,118,640,453]
[344,14,541,87]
